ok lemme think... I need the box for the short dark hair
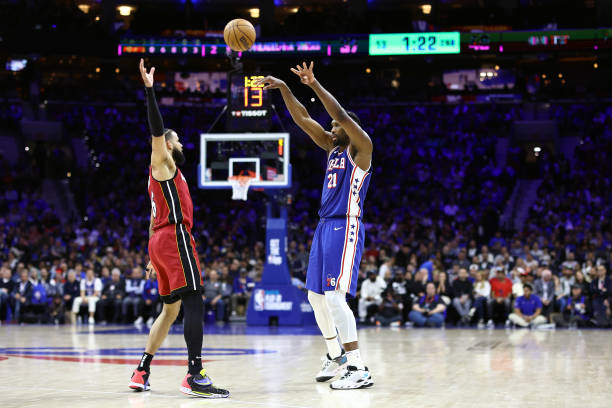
[523,282,534,291]
[346,110,361,126]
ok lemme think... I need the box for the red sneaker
[129,369,150,391]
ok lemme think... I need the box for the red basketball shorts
[148,224,202,304]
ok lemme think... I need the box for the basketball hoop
[228,175,255,200]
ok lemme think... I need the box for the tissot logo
[231,110,268,117]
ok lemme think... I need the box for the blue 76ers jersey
[318,147,371,219]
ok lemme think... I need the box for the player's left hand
[145,261,156,280]
[290,61,315,85]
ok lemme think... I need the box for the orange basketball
[223,19,256,52]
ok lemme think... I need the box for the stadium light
[249,8,260,18]
[421,4,432,14]
[78,4,90,14]
[117,5,134,16]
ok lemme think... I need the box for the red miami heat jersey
[147,167,194,231]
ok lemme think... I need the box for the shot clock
[369,32,460,55]
[228,73,272,131]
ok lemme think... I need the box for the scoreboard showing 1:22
[369,32,460,55]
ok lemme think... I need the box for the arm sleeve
[145,87,165,137]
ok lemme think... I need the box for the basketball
[224,19,256,52]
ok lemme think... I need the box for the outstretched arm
[139,59,172,168]
[292,62,373,167]
[253,76,333,152]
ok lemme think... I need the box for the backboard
[198,133,291,189]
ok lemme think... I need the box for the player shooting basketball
[254,63,374,389]
[128,59,229,398]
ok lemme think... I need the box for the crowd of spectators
[1,97,612,329]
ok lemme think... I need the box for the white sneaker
[134,316,144,326]
[486,319,494,328]
[88,317,95,325]
[146,317,154,327]
[468,308,476,318]
[535,323,556,330]
[477,320,486,329]
[315,353,347,382]
[330,366,373,390]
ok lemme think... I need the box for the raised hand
[290,61,315,85]
[252,76,285,90]
[139,58,155,88]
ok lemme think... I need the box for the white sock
[325,336,342,359]
[346,349,365,370]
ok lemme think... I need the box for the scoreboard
[228,74,272,132]
[369,32,460,55]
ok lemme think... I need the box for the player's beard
[334,134,349,147]
[172,148,186,165]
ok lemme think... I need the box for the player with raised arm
[254,63,373,390]
[128,59,229,399]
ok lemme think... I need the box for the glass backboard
[198,133,290,189]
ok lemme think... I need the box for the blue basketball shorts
[306,217,364,297]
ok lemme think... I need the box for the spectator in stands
[39,268,60,299]
[391,270,410,323]
[562,252,579,271]
[71,268,102,325]
[451,268,473,326]
[509,283,547,328]
[409,282,446,328]
[552,285,590,328]
[489,268,512,325]
[512,268,531,298]
[473,270,490,328]
[29,274,50,323]
[0,266,14,321]
[62,270,80,323]
[49,294,66,324]
[231,269,253,317]
[203,270,227,323]
[434,271,451,306]
[375,290,402,327]
[409,268,428,299]
[11,268,33,323]
[359,271,385,323]
[590,265,611,327]
[96,268,125,324]
[123,266,145,324]
[142,273,160,326]
[534,269,555,318]
[558,267,576,306]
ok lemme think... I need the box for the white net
[228,176,254,201]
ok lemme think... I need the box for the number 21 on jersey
[327,173,337,189]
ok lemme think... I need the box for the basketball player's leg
[324,219,372,389]
[306,222,347,382]
[144,298,181,355]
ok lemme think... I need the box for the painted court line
[0,385,311,408]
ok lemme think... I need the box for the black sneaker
[180,369,230,398]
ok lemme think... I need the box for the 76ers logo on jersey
[327,157,346,171]
[326,275,336,287]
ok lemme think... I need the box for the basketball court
[1,324,610,408]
